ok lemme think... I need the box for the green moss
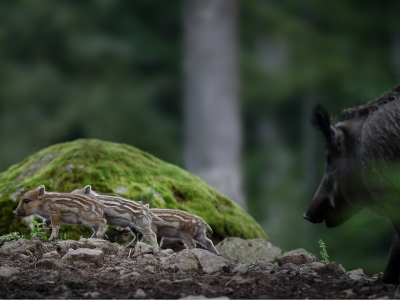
[0,139,268,242]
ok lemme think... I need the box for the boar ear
[82,185,91,195]
[330,125,345,152]
[311,105,332,142]
[36,185,45,199]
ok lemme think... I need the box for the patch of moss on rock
[0,139,268,242]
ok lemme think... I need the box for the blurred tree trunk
[183,0,245,209]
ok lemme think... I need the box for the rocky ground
[0,236,395,299]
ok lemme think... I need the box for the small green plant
[0,231,26,244]
[57,232,69,241]
[26,249,33,256]
[30,220,49,241]
[318,239,344,269]
[318,239,329,263]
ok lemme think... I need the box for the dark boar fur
[303,84,400,284]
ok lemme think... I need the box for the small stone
[0,266,20,279]
[216,237,281,263]
[132,242,157,258]
[43,251,60,259]
[61,248,104,266]
[277,253,318,266]
[36,258,65,270]
[162,249,199,271]
[342,289,356,298]
[281,263,299,271]
[233,263,250,274]
[134,289,146,299]
[347,268,365,281]
[191,248,229,273]
[120,271,141,280]
[136,254,159,265]
[0,237,43,256]
[144,265,155,273]
[14,254,30,263]
[82,292,100,299]
[160,248,174,257]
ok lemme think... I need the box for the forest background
[1,0,399,275]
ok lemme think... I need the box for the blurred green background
[0,0,399,275]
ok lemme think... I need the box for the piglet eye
[23,199,31,204]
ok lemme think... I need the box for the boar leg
[382,233,400,284]
[48,213,62,241]
[194,231,219,255]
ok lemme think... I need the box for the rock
[132,242,157,258]
[347,268,366,281]
[144,265,155,273]
[0,139,267,244]
[56,240,85,257]
[136,254,159,265]
[0,237,43,256]
[134,289,146,299]
[162,249,199,271]
[277,253,318,266]
[229,275,257,288]
[79,238,122,255]
[216,237,281,263]
[281,263,300,271]
[13,254,31,263]
[61,248,104,266]
[250,259,273,272]
[233,263,250,275]
[303,261,344,275]
[342,289,357,298]
[0,266,20,279]
[279,248,313,257]
[82,292,100,299]
[120,271,141,280]
[160,248,174,257]
[43,251,60,259]
[36,258,65,270]
[191,248,229,273]
[180,296,230,300]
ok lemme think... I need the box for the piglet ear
[36,185,45,199]
[83,185,92,195]
[144,204,149,208]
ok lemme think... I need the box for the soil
[0,243,395,299]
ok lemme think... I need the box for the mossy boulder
[0,139,268,242]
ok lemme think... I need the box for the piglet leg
[48,212,61,241]
[194,231,219,255]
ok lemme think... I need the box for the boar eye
[23,199,31,205]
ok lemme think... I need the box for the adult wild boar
[303,84,400,284]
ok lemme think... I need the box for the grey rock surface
[162,249,199,270]
[0,237,42,256]
[132,242,158,258]
[79,238,123,255]
[136,254,159,265]
[43,251,60,259]
[347,268,366,281]
[191,248,229,273]
[0,266,20,279]
[277,253,318,266]
[233,263,250,274]
[61,248,104,266]
[279,248,313,257]
[216,237,281,263]
[37,258,65,270]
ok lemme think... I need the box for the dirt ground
[0,242,396,299]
